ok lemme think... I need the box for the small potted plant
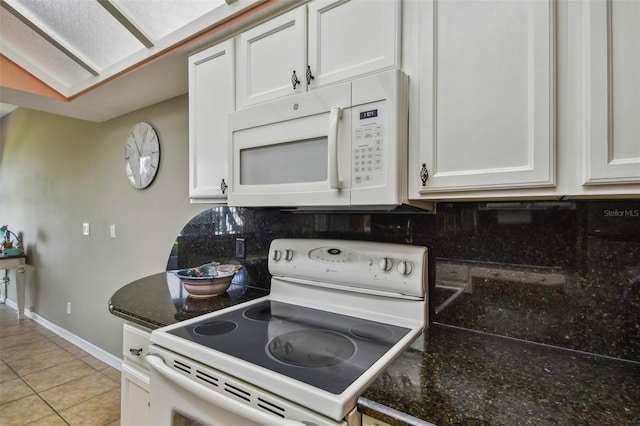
[0,225,23,257]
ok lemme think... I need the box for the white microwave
[228,69,411,209]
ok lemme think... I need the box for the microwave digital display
[360,109,378,120]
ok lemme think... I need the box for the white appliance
[147,238,428,426]
[228,70,409,208]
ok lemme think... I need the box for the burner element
[193,320,237,336]
[244,303,298,321]
[267,330,356,367]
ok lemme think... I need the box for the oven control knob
[285,249,294,261]
[272,250,282,261]
[378,257,394,272]
[398,260,413,276]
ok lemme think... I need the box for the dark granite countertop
[360,325,640,426]
[109,275,640,426]
[108,272,269,329]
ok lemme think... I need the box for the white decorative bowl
[176,264,242,298]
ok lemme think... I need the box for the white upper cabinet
[188,40,235,201]
[409,0,555,198]
[307,0,400,88]
[236,7,307,109]
[581,0,640,187]
[236,0,400,109]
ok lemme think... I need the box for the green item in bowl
[176,262,219,278]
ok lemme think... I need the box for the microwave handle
[328,107,343,190]
[147,354,306,426]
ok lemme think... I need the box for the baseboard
[3,298,19,311]
[5,299,122,371]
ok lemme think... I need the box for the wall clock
[125,122,160,189]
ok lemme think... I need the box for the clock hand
[136,123,146,155]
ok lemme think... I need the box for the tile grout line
[1,306,121,425]
[1,353,71,425]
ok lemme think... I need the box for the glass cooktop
[167,300,411,394]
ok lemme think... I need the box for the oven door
[228,82,352,207]
[146,347,349,426]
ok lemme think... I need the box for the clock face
[125,122,160,189]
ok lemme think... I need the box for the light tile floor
[0,304,121,425]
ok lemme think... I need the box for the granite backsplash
[167,200,640,362]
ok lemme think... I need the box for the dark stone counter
[109,275,640,425]
[360,324,640,426]
[108,272,269,330]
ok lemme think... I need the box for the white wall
[0,94,205,357]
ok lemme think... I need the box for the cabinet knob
[306,65,315,85]
[129,348,143,357]
[291,70,301,89]
[420,163,429,186]
[220,178,228,194]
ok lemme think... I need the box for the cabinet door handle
[291,70,301,89]
[305,65,315,85]
[129,348,143,356]
[220,178,228,194]
[420,163,429,186]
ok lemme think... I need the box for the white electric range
[147,238,428,426]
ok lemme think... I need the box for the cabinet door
[361,414,392,426]
[413,0,555,195]
[307,0,400,89]
[188,40,235,200]
[582,0,640,185]
[236,6,307,108]
[121,363,150,426]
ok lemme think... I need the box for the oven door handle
[328,106,343,190]
[146,354,306,426]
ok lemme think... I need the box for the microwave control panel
[352,102,387,187]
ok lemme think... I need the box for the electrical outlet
[82,223,90,236]
[236,238,246,259]
[110,224,116,239]
[66,302,71,314]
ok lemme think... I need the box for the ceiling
[0,0,281,122]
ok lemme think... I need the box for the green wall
[0,94,205,358]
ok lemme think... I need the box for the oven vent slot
[257,397,286,418]
[224,382,251,402]
[173,360,191,374]
[195,369,219,387]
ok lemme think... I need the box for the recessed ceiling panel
[0,7,94,89]
[0,0,271,121]
[113,0,226,42]
[9,0,145,71]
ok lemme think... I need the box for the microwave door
[229,108,352,207]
